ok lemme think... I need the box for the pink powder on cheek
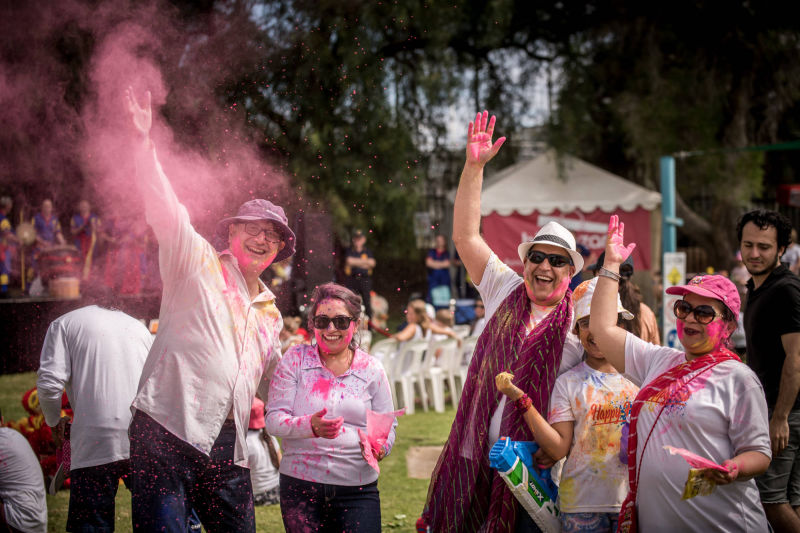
[677,321,685,341]
[546,276,570,301]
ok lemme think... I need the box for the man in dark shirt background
[344,229,375,320]
[739,209,800,533]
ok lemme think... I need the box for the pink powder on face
[546,276,570,302]
[678,318,728,354]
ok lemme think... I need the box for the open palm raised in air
[466,110,506,167]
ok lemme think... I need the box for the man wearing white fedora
[422,111,584,532]
[124,88,293,532]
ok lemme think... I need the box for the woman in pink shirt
[266,282,397,532]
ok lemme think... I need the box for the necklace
[320,347,353,370]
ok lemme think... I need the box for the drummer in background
[70,199,99,259]
[33,198,65,249]
[0,196,19,297]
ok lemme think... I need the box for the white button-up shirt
[266,344,396,486]
[131,144,283,467]
[37,305,152,469]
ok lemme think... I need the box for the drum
[38,245,81,281]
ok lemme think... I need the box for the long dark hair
[618,277,642,337]
[307,282,362,350]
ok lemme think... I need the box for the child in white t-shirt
[496,277,639,532]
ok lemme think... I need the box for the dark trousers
[279,473,381,533]
[67,460,131,532]
[129,411,255,533]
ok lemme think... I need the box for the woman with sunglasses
[589,215,770,533]
[265,282,397,532]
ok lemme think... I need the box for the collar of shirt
[301,345,372,383]
[218,249,276,303]
[746,263,791,294]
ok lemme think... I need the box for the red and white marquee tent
[479,150,662,272]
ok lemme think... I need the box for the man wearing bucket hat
[125,88,292,531]
[422,111,585,532]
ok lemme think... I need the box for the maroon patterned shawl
[422,282,573,532]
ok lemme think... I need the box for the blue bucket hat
[217,199,296,263]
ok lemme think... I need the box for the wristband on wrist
[515,393,533,412]
[598,267,621,282]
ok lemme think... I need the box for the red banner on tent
[482,208,652,273]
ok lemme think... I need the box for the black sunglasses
[312,315,355,330]
[673,300,721,325]
[526,249,573,268]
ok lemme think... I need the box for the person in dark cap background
[588,251,660,344]
[343,229,375,321]
[125,87,293,532]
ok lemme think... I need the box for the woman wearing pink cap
[589,215,771,533]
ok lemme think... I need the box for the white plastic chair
[455,336,479,402]
[369,337,398,367]
[452,324,471,338]
[421,338,459,413]
[358,329,373,351]
[391,339,429,414]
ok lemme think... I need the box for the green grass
[2,372,456,532]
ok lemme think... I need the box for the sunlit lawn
[2,371,455,532]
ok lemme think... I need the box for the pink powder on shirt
[310,376,334,398]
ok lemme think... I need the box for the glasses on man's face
[526,249,573,268]
[242,223,282,244]
[673,300,722,325]
[312,315,355,330]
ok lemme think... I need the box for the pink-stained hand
[702,459,739,485]
[124,86,152,138]
[604,214,636,266]
[465,110,506,167]
[310,408,344,439]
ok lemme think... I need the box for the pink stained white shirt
[623,333,770,533]
[265,344,396,486]
[131,143,283,467]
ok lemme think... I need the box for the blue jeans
[129,411,255,533]
[67,460,131,532]
[279,474,381,532]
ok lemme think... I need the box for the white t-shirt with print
[623,333,770,533]
[476,253,583,445]
[548,361,639,513]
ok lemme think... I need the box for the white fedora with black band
[517,221,584,274]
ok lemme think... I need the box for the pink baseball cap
[665,274,740,317]
[249,397,266,430]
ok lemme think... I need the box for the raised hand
[495,371,524,401]
[466,110,506,167]
[125,86,152,138]
[604,214,636,267]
